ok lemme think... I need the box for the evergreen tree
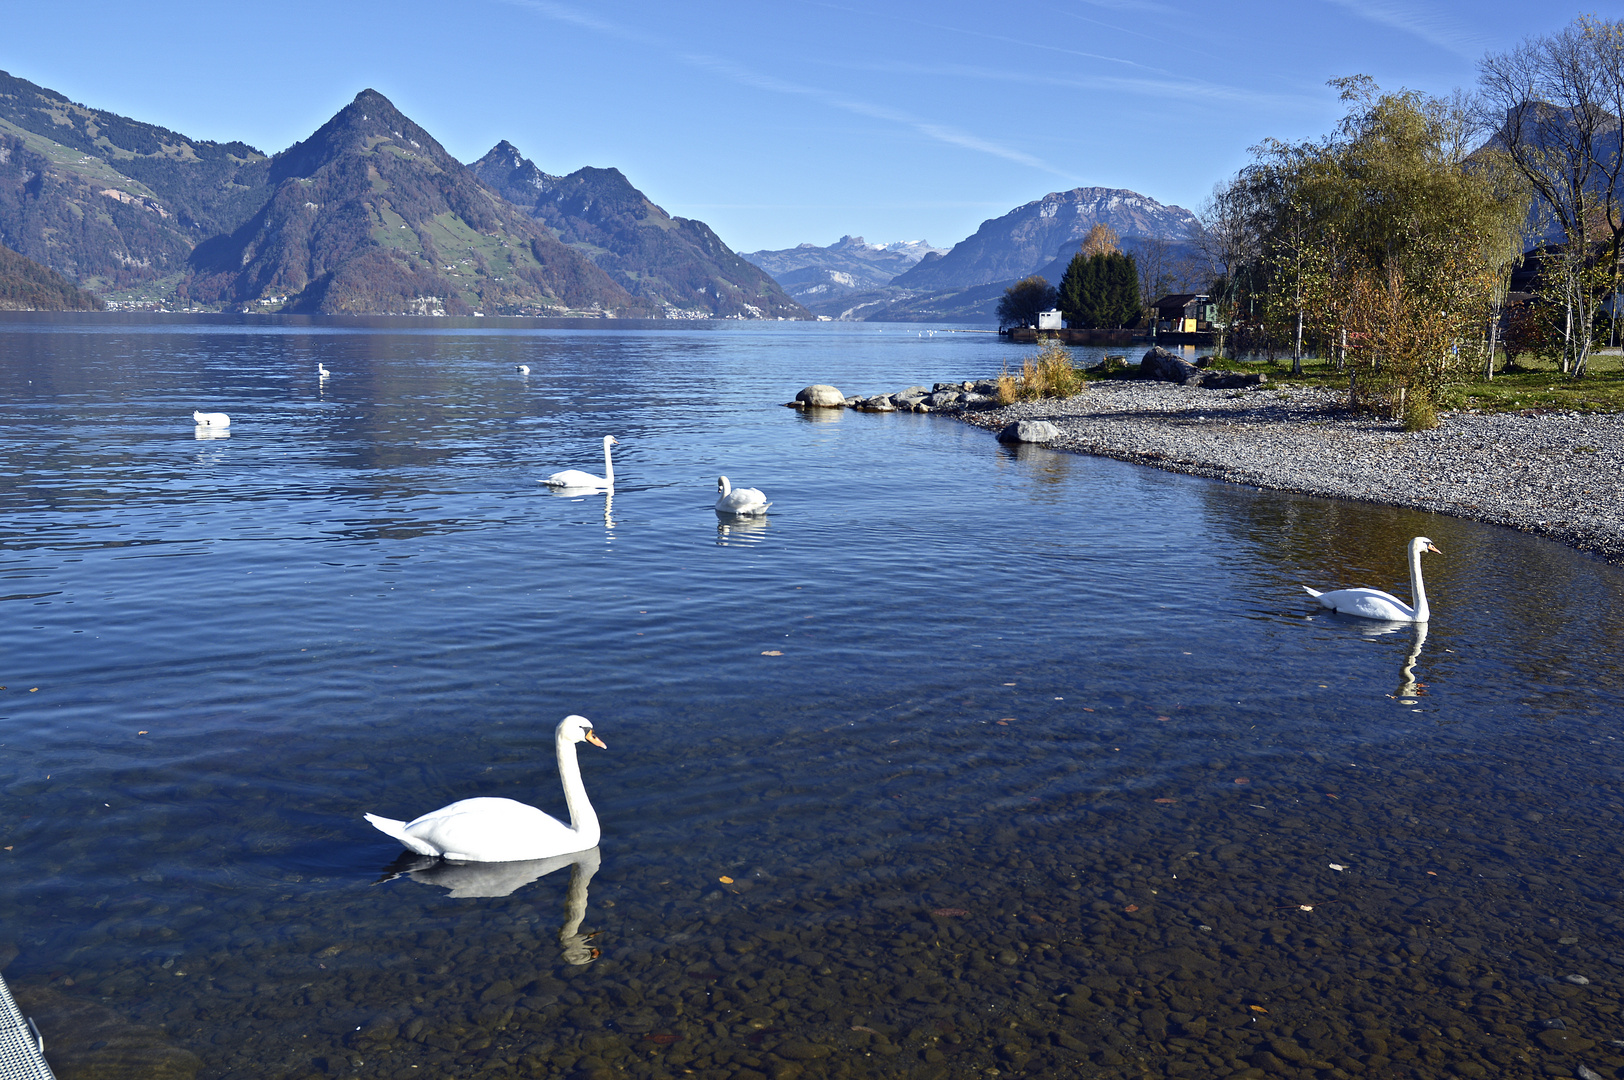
[1058,250,1141,328]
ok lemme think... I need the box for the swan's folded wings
[402,796,578,862]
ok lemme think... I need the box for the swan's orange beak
[586,731,607,749]
[1426,542,1441,554]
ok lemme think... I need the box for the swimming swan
[318,363,331,378]
[544,436,617,489]
[1304,536,1440,622]
[364,714,606,862]
[516,365,530,374]
[192,410,230,427]
[715,475,771,516]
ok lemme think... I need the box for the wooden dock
[1000,328,1219,348]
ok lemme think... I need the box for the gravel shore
[956,380,1624,563]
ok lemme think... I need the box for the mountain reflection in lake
[1,315,1622,1080]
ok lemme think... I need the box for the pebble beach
[956,380,1624,564]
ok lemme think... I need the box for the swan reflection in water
[194,425,230,440]
[542,485,616,529]
[716,515,768,546]
[1394,621,1429,702]
[377,846,603,964]
[1304,615,1431,702]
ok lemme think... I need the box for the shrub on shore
[998,339,1082,403]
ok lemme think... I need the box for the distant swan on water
[318,363,331,378]
[1304,536,1440,623]
[516,365,530,374]
[715,475,771,516]
[192,410,230,427]
[544,436,617,489]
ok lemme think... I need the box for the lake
[1,314,1622,1080]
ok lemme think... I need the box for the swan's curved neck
[556,733,601,847]
[1408,542,1429,623]
[602,442,615,486]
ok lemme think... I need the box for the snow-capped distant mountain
[742,234,947,298]
[890,187,1198,293]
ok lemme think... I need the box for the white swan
[1304,536,1440,622]
[192,410,230,427]
[364,714,606,862]
[715,475,771,516]
[317,363,331,378]
[544,436,617,489]
[516,364,530,374]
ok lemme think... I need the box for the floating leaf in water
[1233,778,1250,784]
[643,1033,682,1045]
[851,1024,880,1034]
[137,731,148,735]
[1154,798,1177,804]
[931,908,968,917]
[1002,683,1016,687]
[1156,716,1171,722]
[1427,871,1437,876]
[996,719,1013,726]
[719,876,734,884]
[760,650,783,656]
[1124,904,1139,912]
[1299,905,1313,911]
[1249,1005,1269,1014]
[1328,863,1346,871]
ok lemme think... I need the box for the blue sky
[1,0,1577,254]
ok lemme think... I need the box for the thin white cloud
[499,0,1071,178]
[1074,0,1181,17]
[1319,0,1488,59]
[814,57,1320,113]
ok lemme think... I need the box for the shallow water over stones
[1,315,1622,1080]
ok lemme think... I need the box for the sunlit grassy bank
[1095,351,1624,414]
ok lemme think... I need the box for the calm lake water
[1,314,1622,1080]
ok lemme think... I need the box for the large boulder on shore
[1139,347,1269,389]
[997,420,1061,444]
[794,384,846,408]
[1140,346,1205,386]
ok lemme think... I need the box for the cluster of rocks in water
[787,380,1003,414]
[786,347,1269,420]
[786,346,1274,444]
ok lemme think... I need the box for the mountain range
[741,235,945,308]
[890,187,1198,294]
[472,142,802,319]
[0,70,805,318]
[748,188,1202,321]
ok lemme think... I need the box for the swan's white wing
[544,470,608,488]
[400,796,582,862]
[1311,587,1416,621]
[716,487,770,514]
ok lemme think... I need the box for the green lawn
[1143,351,1624,414]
